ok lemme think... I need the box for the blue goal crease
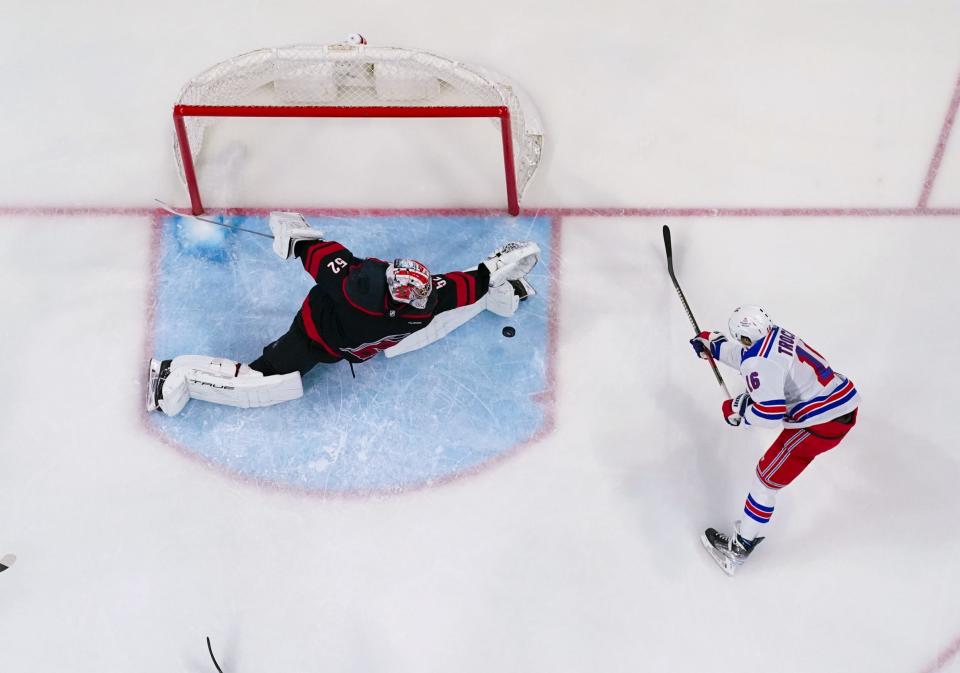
[147,213,555,493]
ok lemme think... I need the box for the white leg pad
[186,369,303,408]
[156,355,303,416]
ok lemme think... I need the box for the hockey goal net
[173,41,543,215]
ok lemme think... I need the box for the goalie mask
[386,259,433,309]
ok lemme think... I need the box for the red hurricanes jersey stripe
[448,273,467,306]
[300,298,341,358]
[304,242,345,278]
[302,242,330,275]
[464,273,476,304]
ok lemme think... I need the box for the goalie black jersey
[292,240,491,363]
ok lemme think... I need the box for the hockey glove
[690,331,727,361]
[722,393,753,427]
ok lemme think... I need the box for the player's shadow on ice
[617,384,751,575]
[784,412,959,559]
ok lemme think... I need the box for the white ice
[2,2,960,672]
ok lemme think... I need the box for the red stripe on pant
[756,410,858,489]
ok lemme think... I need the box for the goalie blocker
[146,213,540,416]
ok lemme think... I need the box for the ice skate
[146,358,172,412]
[701,523,763,576]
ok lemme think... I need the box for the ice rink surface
[2,1,960,672]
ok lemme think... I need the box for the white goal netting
[174,41,544,208]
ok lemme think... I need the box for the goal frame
[173,103,520,216]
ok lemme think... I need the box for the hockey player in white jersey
[691,305,860,575]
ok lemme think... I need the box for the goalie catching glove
[481,241,540,287]
[269,211,325,260]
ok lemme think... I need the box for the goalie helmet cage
[173,41,544,216]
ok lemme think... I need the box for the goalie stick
[0,553,16,573]
[206,637,224,673]
[154,199,271,239]
[662,225,732,399]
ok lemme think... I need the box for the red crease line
[919,69,960,208]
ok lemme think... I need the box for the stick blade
[0,554,16,571]
[662,224,672,258]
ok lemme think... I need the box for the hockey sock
[739,474,777,541]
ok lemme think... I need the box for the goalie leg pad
[158,365,191,416]
[151,355,304,416]
[185,369,303,409]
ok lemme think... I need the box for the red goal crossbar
[173,104,520,216]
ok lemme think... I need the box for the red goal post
[172,42,544,216]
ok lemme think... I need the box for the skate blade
[700,533,736,577]
[146,359,161,412]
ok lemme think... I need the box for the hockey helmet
[728,305,772,347]
[386,259,432,309]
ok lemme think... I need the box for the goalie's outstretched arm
[384,241,540,358]
[431,264,491,313]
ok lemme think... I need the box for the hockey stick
[0,553,16,573]
[662,225,732,399]
[154,199,272,239]
[206,637,224,673]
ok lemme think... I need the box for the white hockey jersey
[713,326,860,429]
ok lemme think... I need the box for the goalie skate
[146,358,171,412]
[700,524,763,577]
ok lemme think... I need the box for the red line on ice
[919,632,960,673]
[919,69,960,208]
[2,205,960,218]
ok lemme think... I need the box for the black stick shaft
[662,225,732,399]
[155,199,272,239]
[206,637,224,673]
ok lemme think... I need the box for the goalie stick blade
[0,554,16,572]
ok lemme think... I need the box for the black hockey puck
[502,326,516,337]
